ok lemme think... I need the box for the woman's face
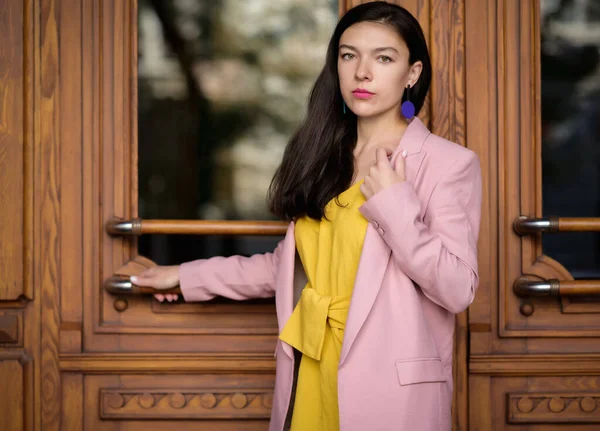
[338,21,422,119]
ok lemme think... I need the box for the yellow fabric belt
[279,286,351,361]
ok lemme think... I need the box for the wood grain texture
[470,354,600,376]
[59,0,83,354]
[88,0,136,353]
[558,218,600,232]
[0,0,26,301]
[464,0,497,357]
[0,359,24,431]
[60,373,83,430]
[28,1,40,428]
[39,0,61,429]
[468,375,492,431]
[60,353,276,373]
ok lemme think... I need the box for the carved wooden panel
[508,392,600,424]
[470,375,600,430]
[0,0,34,302]
[85,374,273,430]
[101,388,273,420]
[0,311,22,346]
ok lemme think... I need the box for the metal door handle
[105,218,288,236]
[514,216,600,235]
[104,275,181,295]
[513,278,600,297]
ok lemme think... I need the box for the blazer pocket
[395,357,447,386]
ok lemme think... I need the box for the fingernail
[130,276,138,283]
[402,149,408,158]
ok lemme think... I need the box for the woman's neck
[354,111,408,155]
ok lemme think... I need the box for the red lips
[352,88,374,95]
[352,88,375,100]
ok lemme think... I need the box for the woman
[132,2,482,430]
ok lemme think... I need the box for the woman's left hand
[360,147,407,199]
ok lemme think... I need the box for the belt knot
[279,287,350,361]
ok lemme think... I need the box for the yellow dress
[279,181,368,431]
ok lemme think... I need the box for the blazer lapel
[340,225,391,366]
[340,117,430,366]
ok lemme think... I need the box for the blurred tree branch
[148,0,208,111]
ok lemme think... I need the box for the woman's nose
[355,61,372,81]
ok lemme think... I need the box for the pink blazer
[180,117,482,431]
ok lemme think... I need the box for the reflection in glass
[541,0,600,278]
[137,0,338,264]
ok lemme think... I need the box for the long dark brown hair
[268,1,432,221]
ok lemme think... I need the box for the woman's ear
[408,61,423,87]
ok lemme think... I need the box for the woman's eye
[341,53,355,60]
[378,56,392,63]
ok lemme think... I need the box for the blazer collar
[391,116,431,159]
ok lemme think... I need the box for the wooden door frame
[465,0,600,428]
[20,0,470,429]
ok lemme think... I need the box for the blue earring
[343,101,347,114]
[401,85,415,119]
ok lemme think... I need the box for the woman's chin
[351,107,387,119]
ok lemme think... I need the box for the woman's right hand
[130,265,180,303]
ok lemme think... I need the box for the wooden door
[1,0,469,429]
[465,0,600,429]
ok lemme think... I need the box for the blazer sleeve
[179,239,285,302]
[359,151,482,314]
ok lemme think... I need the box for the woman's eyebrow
[339,44,399,54]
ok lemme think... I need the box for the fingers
[154,293,179,302]
[131,275,150,286]
[130,268,155,286]
[359,180,373,200]
[394,149,407,178]
[375,147,391,165]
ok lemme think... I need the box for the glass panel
[540,0,600,279]
[137,0,338,264]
